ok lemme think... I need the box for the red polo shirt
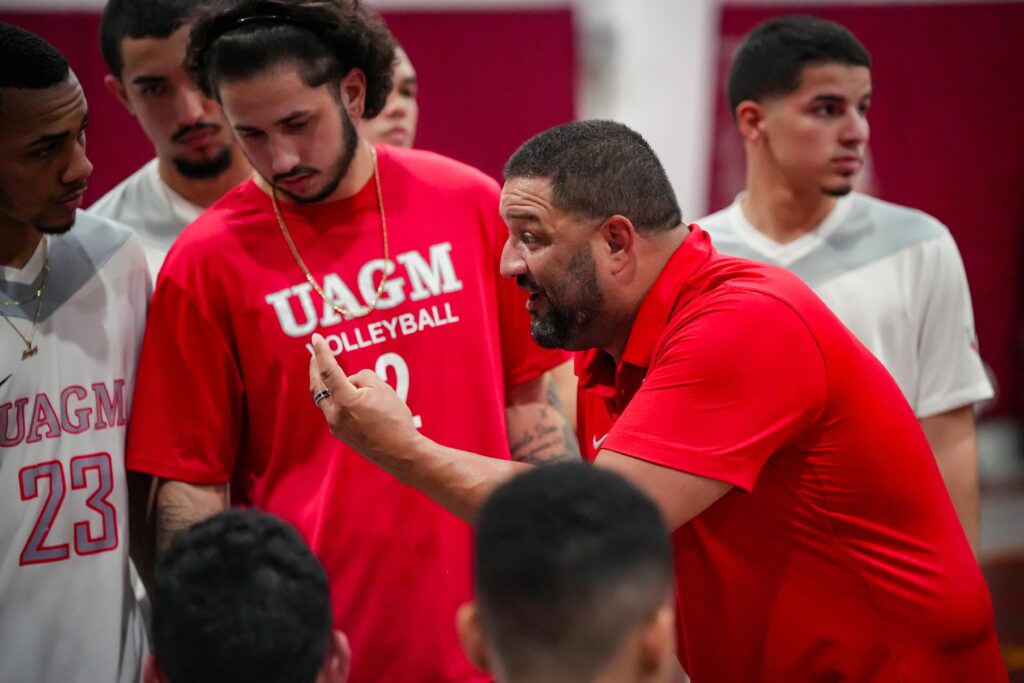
[577,227,1006,682]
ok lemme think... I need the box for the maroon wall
[0,8,576,199]
[710,3,1024,417]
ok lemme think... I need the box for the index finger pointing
[310,333,358,403]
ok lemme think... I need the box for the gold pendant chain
[1,237,49,360]
[271,147,389,320]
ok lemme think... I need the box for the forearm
[154,480,228,553]
[920,406,980,554]
[506,371,581,465]
[398,434,532,524]
[506,402,580,464]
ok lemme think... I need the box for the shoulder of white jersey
[695,204,734,233]
[87,159,157,223]
[32,212,148,321]
[849,192,949,242]
[696,202,753,259]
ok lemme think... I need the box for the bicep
[596,448,732,530]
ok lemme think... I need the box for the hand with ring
[308,333,425,475]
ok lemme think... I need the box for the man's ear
[735,100,767,143]
[103,74,136,115]
[599,215,638,277]
[339,68,367,121]
[143,654,169,683]
[322,630,351,683]
[456,602,493,674]
[638,602,677,678]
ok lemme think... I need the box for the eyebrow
[27,110,89,148]
[277,110,309,126]
[131,75,167,86]
[504,211,540,222]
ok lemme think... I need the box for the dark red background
[0,9,576,199]
[710,3,1024,417]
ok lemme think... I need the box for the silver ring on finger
[313,389,332,407]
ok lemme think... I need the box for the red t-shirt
[578,227,1006,682]
[127,146,566,682]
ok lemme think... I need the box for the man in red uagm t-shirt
[125,3,574,682]
[309,120,1008,682]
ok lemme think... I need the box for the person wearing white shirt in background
[699,15,992,552]
[90,0,251,276]
[356,45,418,149]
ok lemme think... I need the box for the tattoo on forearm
[509,405,581,465]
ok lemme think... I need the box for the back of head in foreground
[459,463,677,683]
[148,509,349,683]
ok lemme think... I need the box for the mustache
[273,166,319,184]
[516,274,542,294]
[171,122,221,144]
[57,181,88,202]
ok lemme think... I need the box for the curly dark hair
[151,509,333,683]
[184,0,395,119]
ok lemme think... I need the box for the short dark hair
[475,463,674,681]
[0,23,70,116]
[504,120,682,233]
[185,0,395,119]
[100,0,209,77]
[151,510,333,683]
[727,15,871,115]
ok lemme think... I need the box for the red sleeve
[604,288,828,491]
[126,277,243,484]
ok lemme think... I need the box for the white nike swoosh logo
[592,433,609,450]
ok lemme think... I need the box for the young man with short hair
[458,463,677,683]
[357,45,418,148]
[91,0,251,273]
[0,22,148,682]
[309,119,1007,682]
[146,509,349,683]
[125,2,575,681]
[699,15,992,550]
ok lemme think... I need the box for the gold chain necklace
[1,237,49,360]
[271,147,390,319]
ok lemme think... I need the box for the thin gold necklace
[271,146,389,319]
[1,237,49,360]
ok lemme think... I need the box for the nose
[174,82,207,126]
[499,235,526,279]
[840,109,870,147]
[61,135,93,186]
[384,94,407,119]
[269,136,301,176]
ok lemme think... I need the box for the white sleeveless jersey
[89,158,203,277]
[700,192,993,418]
[0,213,149,683]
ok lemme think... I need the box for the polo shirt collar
[578,225,712,399]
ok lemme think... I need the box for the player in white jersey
[0,23,148,682]
[90,0,251,275]
[699,15,992,550]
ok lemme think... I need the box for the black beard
[277,106,359,205]
[172,146,234,180]
[822,185,853,198]
[527,247,603,350]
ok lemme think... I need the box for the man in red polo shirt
[308,120,1008,682]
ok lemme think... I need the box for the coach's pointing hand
[309,333,424,476]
